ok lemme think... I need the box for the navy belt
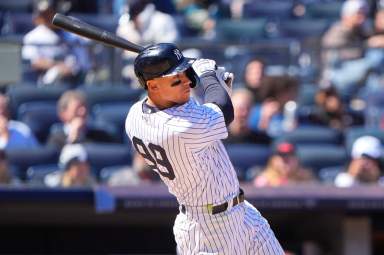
[181,189,245,215]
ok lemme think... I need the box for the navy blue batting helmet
[134,43,196,89]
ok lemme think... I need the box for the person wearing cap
[335,135,384,187]
[320,0,372,96]
[44,143,96,188]
[253,142,317,187]
[125,43,284,253]
[21,0,90,86]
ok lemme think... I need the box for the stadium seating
[296,144,348,174]
[0,0,33,13]
[6,85,68,119]
[92,102,133,143]
[8,13,33,35]
[84,143,132,180]
[344,127,384,153]
[275,126,344,146]
[225,143,271,181]
[6,146,60,181]
[214,19,268,43]
[242,1,294,20]
[277,19,330,40]
[304,2,343,20]
[70,13,119,33]
[80,86,143,109]
[17,101,59,144]
[318,165,344,184]
[26,164,60,186]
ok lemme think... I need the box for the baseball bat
[52,13,144,53]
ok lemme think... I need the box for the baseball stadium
[0,0,384,254]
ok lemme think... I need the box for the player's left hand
[192,58,217,77]
[216,66,234,96]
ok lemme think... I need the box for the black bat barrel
[52,13,144,53]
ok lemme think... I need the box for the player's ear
[147,80,159,91]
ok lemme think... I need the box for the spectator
[173,0,217,38]
[248,75,299,138]
[107,152,159,186]
[253,142,317,187]
[320,0,371,96]
[45,143,96,188]
[242,58,266,103]
[47,90,116,149]
[335,136,384,187]
[361,8,384,89]
[21,0,90,86]
[226,88,270,144]
[116,0,179,85]
[117,0,179,47]
[307,86,358,129]
[0,94,40,149]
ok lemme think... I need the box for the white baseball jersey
[125,97,284,254]
[125,97,239,206]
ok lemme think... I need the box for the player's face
[147,72,192,108]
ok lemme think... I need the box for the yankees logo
[173,49,183,60]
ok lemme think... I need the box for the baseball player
[125,43,284,254]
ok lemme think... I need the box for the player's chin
[179,92,190,103]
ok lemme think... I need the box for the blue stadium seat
[9,13,33,35]
[6,146,60,181]
[71,13,119,33]
[215,19,267,43]
[92,102,133,143]
[304,2,343,20]
[275,126,343,146]
[26,164,60,186]
[296,84,317,107]
[17,102,59,144]
[296,145,348,174]
[84,143,132,180]
[344,127,384,154]
[99,165,130,184]
[0,0,33,13]
[80,86,143,109]
[242,1,294,20]
[278,19,330,39]
[6,85,68,119]
[318,165,344,184]
[225,143,271,181]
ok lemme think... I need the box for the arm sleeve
[200,71,234,126]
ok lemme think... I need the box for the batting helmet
[134,43,196,89]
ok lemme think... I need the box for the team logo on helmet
[173,49,183,60]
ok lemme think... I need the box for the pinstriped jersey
[125,97,239,206]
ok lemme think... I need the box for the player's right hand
[192,58,217,77]
[216,66,234,96]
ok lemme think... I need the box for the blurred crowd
[0,0,383,191]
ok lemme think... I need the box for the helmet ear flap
[137,73,148,89]
[186,67,198,88]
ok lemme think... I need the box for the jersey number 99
[132,136,175,180]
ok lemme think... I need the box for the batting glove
[192,58,217,77]
[216,66,234,96]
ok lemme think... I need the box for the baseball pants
[173,200,284,255]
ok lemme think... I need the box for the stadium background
[0,0,384,254]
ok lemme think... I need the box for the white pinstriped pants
[173,201,284,255]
